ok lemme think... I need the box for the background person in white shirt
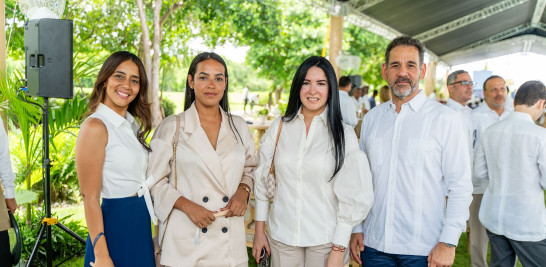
[446,70,474,110]
[252,56,374,267]
[469,75,513,266]
[349,36,473,267]
[0,116,17,267]
[242,85,249,113]
[338,76,358,127]
[445,70,474,138]
[359,85,371,112]
[249,92,259,113]
[474,80,546,267]
[447,70,485,266]
[351,86,362,109]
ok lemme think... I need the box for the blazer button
[223,196,229,202]
[203,196,209,203]
[222,227,228,233]
[202,227,208,233]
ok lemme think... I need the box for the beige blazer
[148,104,256,267]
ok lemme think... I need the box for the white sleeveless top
[88,103,157,224]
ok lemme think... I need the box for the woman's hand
[252,221,270,264]
[90,255,115,267]
[326,249,344,267]
[221,185,250,217]
[176,197,215,228]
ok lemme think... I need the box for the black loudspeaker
[349,75,362,89]
[25,19,73,99]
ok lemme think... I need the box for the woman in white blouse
[252,56,374,267]
[148,52,256,266]
[76,51,155,267]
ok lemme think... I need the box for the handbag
[263,119,283,199]
[8,211,22,265]
[154,114,181,267]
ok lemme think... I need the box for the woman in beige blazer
[148,52,257,267]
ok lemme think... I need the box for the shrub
[161,97,176,117]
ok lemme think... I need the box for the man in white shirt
[446,70,474,110]
[474,80,546,267]
[351,86,363,110]
[0,116,17,266]
[249,92,259,113]
[339,76,358,127]
[242,85,249,113]
[359,86,371,112]
[446,70,486,267]
[350,36,473,267]
[469,75,513,266]
[446,70,474,151]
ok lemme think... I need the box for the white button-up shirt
[360,96,371,111]
[474,112,546,242]
[446,98,473,157]
[339,90,358,127]
[471,102,513,194]
[254,108,374,247]
[354,90,473,256]
[354,96,371,111]
[0,117,15,199]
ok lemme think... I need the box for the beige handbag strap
[158,114,181,252]
[268,119,283,174]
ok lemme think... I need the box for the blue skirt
[84,196,155,267]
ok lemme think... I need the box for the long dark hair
[88,51,152,151]
[284,56,345,180]
[184,52,242,143]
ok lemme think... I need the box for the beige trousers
[0,186,10,232]
[469,193,489,267]
[268,236,333,267]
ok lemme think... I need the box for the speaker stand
[26,97,86,267]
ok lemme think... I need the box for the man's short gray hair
[446,70,468,86]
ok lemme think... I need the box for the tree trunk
[150,0,163,126]
[274,87,282,104]
[136,1,184,127]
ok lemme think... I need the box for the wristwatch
[442,242,457,248]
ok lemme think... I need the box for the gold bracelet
[239,184,251,194]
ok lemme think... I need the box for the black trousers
[0,230,12,267]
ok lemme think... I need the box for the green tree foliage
[343,24,390,89]
[236,0,328,92]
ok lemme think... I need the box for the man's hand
[5,198,16,213]
[221,186,249,217]
[427,242,456,267]
[349,233,365,265]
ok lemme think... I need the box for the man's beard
[389,77,418,100]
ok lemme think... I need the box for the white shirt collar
[296,105,329,126]
[386,89,427,113]
[510,111,534,123]
[96,103,138,132]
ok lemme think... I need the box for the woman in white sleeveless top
[148,52,256,266]
[76,51,155,267]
